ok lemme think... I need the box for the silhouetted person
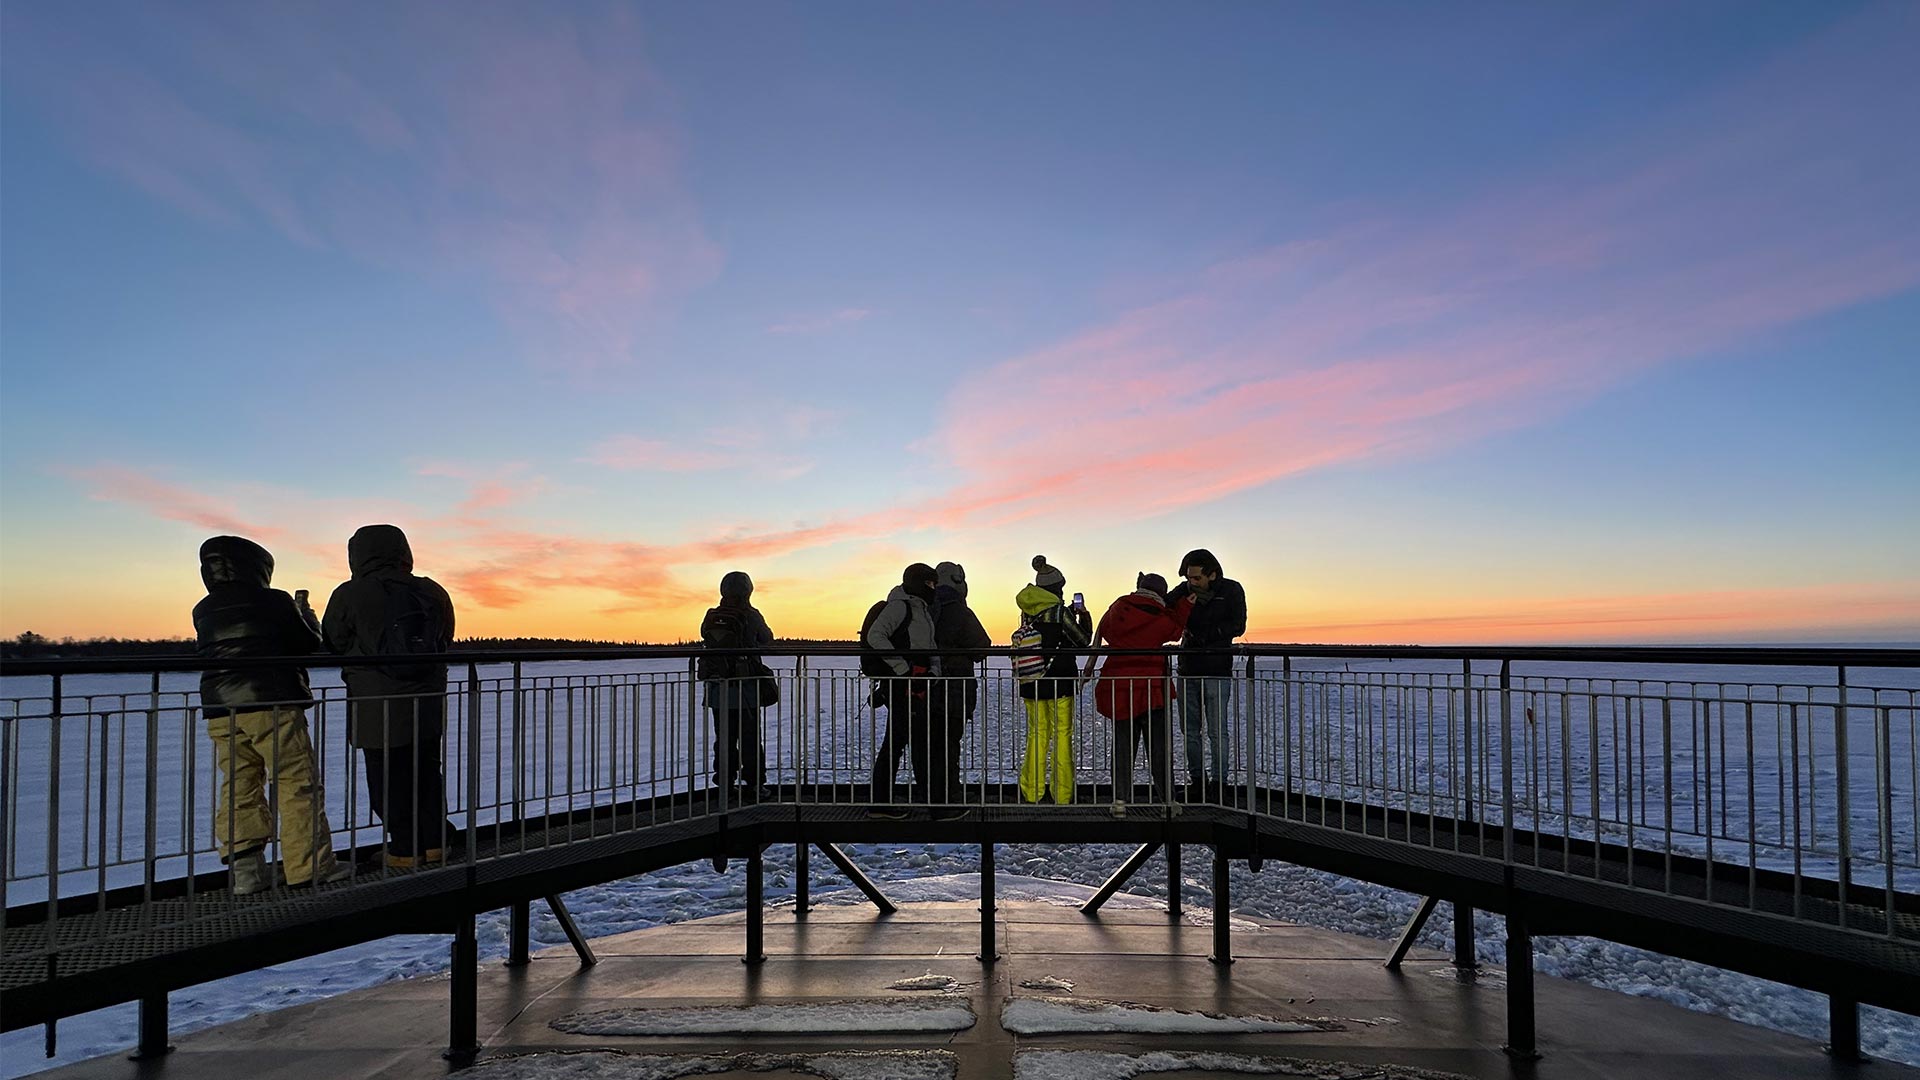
[1083,573,1193,816]
[1014,556,1091,804]
[866,563,939,818]
[322,525,457,868]
[193,536,347,893]
[699,571,775,796]
[927,561,990,819]
[1166,548,1247,799]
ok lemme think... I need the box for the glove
[910,665,930,677]
[293,589,321,633]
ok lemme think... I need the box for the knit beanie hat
[1136,572,1169,600]
[1031,555,1066,592]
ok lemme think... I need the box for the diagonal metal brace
[816,843,897,914]
[547,894,598,967]
[1081,843,1163,914]
[1385,894,1441,969]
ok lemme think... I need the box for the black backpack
[698,608,756,682]
[374,578,446,683]
[858,598,911,678]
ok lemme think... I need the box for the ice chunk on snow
[888,971,962,991]
[552,999,974,1036]
[1019,976,1076,993]
[1000,997,1341,1035]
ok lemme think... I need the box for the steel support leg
[979,842,1000,962]
[1385,895,1440,969]
[817,843,898,914]
[507,899,531,967]
[128,993,172,1060]
[1209,847,1232,966]
[795,842,811,915]
[1504,909,1539,1059]
[1829,996,1862,1062]
[1167,842,1182,919]
[547,894,598,967]
[1082,843,1162,914]
[744,846,766,965]
[446,914,478,1063]
[1453,903,1477,969]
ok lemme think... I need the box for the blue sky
[2,1,1915,642]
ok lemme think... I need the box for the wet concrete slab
[32,901,1905,1080]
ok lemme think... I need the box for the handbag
[754,660,781,707]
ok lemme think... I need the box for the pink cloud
[63,465,289,544]
[3,4,719,371]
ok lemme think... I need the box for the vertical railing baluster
[1834,666,1851,928]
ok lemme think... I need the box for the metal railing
[3,644,1916,975]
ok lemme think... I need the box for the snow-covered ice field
[3,656,1916,1074]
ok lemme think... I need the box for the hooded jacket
[1014,584,1091,700]
[322,525,456,746]
[932,566,992,680]
[192,536,322,716]
[1089,591,1194,721]
[700,572,776,709]
[866,585,938,677]
[1167,563,1247,678]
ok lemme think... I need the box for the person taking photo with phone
[1012,556,1092,804]
[1166,548,1247,801]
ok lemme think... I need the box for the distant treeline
[2,632,858,661]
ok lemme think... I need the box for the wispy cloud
[766,308,874,335]
[3,3,720,370]
[63,465,290,544]
[583,403,838,479]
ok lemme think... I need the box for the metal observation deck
[2,644,1916,1065]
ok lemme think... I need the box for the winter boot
[229,849,270,896]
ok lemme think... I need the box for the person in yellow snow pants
[1019,695,1076,803]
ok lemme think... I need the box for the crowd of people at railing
[190,524,1245,895]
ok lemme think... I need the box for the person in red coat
[1082,573,1194,816]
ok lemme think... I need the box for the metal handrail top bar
[3,642,1917,677]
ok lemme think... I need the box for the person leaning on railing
[1083,573,1193,817]
[322,524,458,870]
[1014,556,1092,805]
[1166,548,1247,801]
[929,561,991,818]
[698,571,775,798]
[866,563,941,818]
[192,535,349,894]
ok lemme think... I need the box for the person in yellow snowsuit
[1013,556,1093,803]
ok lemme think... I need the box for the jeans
[1179,676,1233,789]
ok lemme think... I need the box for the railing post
[1280,654,1293,806]
[795,842,811,915]
[1829,995,1862,1062]
[466,662,481,864]
[1243,652,1257,809]
[1499,658,1513,863]
[1453,904,1477,969]
[1834,666,1851,926]
[1460,660,1474,834]
[510,660,524,824]
[144,671,160,920]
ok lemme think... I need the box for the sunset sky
[2,2,1915,646]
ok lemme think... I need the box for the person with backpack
[322,524,458,869]
[862,563,939,818]
[1013,556,1092,804]
[930,561,991,811]
[698,571,776,798]
[193,535,349,894]
[1166,548,1248,800]
[1082,573,1194,817]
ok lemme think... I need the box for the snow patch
[1011,1049,1471,1080]
[1000,996,1344,1035]
[887,972,962,991]
[465,1049,957,1080]
[551,999,974,1036]
[1019,976,1077,993]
